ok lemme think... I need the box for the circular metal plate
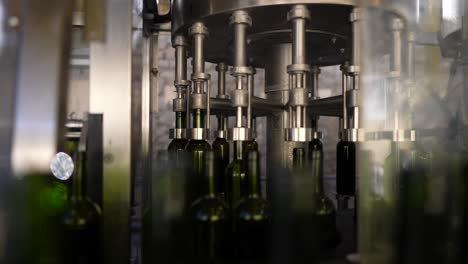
[173,2,353,67]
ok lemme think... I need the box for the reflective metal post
[89,0,132,263]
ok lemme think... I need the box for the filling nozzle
[215,62,229,138]
[227,10,254,142]
[285,5,313,142]
[169,35,190,140]
[186,22,211,141]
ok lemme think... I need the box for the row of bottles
[21,121,101,264]
[164,130,343,263]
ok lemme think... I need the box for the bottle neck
[293,147,306,169]
[205,153,217,196]
[192,109,205,128]
[310,139,324,194]
[72,150,86,201]
[234,141,243,160]
[247,151,260,196]
[175,112,187,129]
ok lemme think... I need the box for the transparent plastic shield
[358,1,466,263]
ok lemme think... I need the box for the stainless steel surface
[286,5,313,142]
[172,1,353,67]
[227,127,253,141]
[11,0,73,176]
[187,128,211,140]
[210,96,284,116]
[169,128,186,139]
[285,127,313,142]
[89,0,132,262]
[265,44,305,171]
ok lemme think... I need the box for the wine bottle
[293,147,306,169]
[225,141,247,211]
[168,112,188,152]
[186,109,211,207]
[336,139,356,196]
[190,151,228,264]
[212,136,230,199]
[234,150,269,260]
[242,138,258,160]
[309,138,340,251]
[61,140,102,264]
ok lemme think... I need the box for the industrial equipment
[0,0,467,263]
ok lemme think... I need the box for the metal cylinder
[216,62,227,96]
[406,32,415,81]
[292,18,306,65]
[265,44,305,171]
[234,23,248,67]
[390,17,404,75]
[193,34,205,73]
[341,64,348,130]
[173,35,188,83]
[351,8,362,71]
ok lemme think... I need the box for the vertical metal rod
[342,66,348,130]
[391,18,403,75]
[206,78,211,130]
[234,23,248,67]
[247,71,253,129]
[291,12,306,64]
[186,83,191,128]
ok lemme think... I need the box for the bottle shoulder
[313,194,336,215]
[168,138,188,151]
[62,199,101,229]
[337,140,356,149]
[212,138,229,148]
[235,195,269,221]
[186,139,211,152]
[190,195,228,222]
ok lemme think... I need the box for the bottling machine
[1,0,467,263]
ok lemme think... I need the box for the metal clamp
[189,22,209,36]
[289,88,309,106]
[186,128,210,140]
[287,63,311,73]
[343,128,365,142]
[169,128,186,139]
[190,93,207,109]
[231,89,249,107]
[174,79,190,87]
[214,130,228,139]
[285,127,313,142]
[229,10,252,26]
[191,72,210,81]
[230,66,254,77]
[172,98,187,112]
[228,127,252,141]
[287,5,311,21]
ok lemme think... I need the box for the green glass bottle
[190,151,228,264]
[168,112,188,152]
[234,150,269,260]
[242,138,258,161]
[225,141,247,211]
[186,109,211,207]
[336,139,356,196]
[61,141,102,264]
[308,138,341,251]
[212,135,229,198]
